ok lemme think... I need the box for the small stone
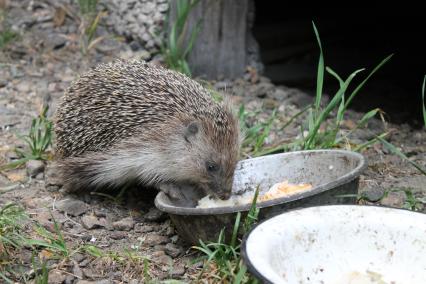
[81,215,107,229]
[45,33,67,50]
[171,263,186,277]
[65,275,75,284]
[22,196,52,209]
[48,270,67,284]
[72,253,86,263]
[262,98,279,110]
[45,162,62,186]
[253,82,274,98]
[35,172,45,180]
[134,223,154,233]
[170,235,179,243]
[94,209,107,217]
[144,207,166,222]
[26,160,45,177]
[153,245,166,251]
[142,2,156,14]
[381,191,406,208]
[271,88,289,100]
[72,260,84,279]
[110,231,127,240]
[362,187,385,202]
[56,199,88,216]
[157,3,169,12]
[144,233,168,246]
[4,169,27,183]
[15,81,31,93]
[156,254,173,266]
[112,217,135,231]
[32,210,52,226]
[152,250,166,258]
[165,243,183,258]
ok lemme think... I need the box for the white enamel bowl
[242,205,426,284]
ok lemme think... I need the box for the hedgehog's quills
[54,60,241,200]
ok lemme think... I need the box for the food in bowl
[196,180,312,208]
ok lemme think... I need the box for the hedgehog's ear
[184,121,199,142]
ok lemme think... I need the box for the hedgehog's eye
[206,161,219,173]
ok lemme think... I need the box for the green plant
[0,29,17,49]
[240,23,391,157]
[33,258,49,284]
[193,187,260,283]
[1,106,53,170]
[300,23,392,150]
[378,136,426,176]
[0,203,26,257]
[161,0,201,76]
[422,75,426,127]
[402,189,425,211]
[77,0,105,54]
[25,217,69,258]
[0,8,18,49]
[239,105,277,157]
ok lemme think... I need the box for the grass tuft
[161,0,201,76]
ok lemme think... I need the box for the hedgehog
[54,60,241,200]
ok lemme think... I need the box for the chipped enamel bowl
[242,205,426,284]
[155,150,367,244]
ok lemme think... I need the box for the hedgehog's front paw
[158,183,203,207]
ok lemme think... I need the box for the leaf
[344,54,393,109]
[312,21,324,115]
[378,137,426,176]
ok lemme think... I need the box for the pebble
[81,215,107,229]
[156,254,173,266]
[56,199,88,216]
[134,223,154,233]
[362,187,385,202]
[110,231,128,240]
[25,160,45,177]
[381,191,406,208]
[171,263,186,277]
[112,217,135,231]
[165,243,183,258]
[72,260,84,279]
[144,233,168,246]
[47,270,67,284]
[144,207,166,222]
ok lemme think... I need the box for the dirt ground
[1,1,425,283]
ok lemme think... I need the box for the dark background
[253,1,426,127]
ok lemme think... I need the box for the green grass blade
[378,137,426,176]
[312,21,324,114]
[230,212,241,248]
[233,262,247,284]
[0,273,14,284]
[183,20,201,58]
[305,69,364,147]
[356,108,380,128]
[353,132,388,152]
[344,54,393,109]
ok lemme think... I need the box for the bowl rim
[154,149,367,215]
[240,204,426,283]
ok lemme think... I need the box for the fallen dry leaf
[53,7,66,27]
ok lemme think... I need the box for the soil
[1,1,425,283]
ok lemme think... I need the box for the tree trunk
[170,0,250,79]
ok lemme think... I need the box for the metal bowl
[242,205,426,284]
[155,150,367,244]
